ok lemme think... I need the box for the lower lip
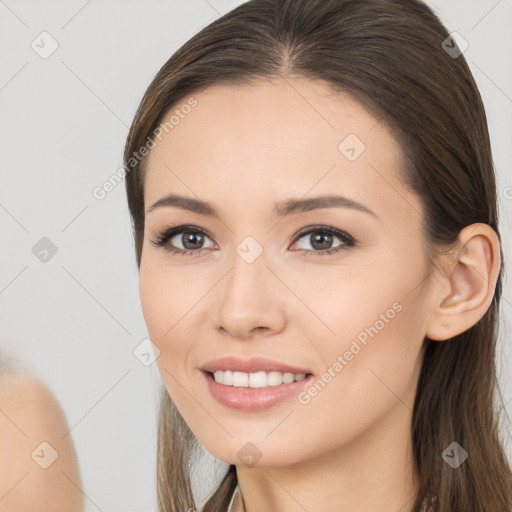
[201,370,314,411]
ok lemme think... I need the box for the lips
[201,356,314,376]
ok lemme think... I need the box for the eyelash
[150,224,359,258]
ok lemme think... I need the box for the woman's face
[139,77,434,467]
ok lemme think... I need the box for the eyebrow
[146,194,377,218]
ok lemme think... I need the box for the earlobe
[425,223,501,342]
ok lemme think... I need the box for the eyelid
[151,224,216,251]
[151,224,358,256]
[292,225,356,245]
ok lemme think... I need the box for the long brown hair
[123,1,512,510]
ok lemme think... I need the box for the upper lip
[201,356,313,375]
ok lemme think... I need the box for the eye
[290,226,356,256]
[150,225,215,256]
[150,224,358,257]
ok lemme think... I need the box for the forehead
[143,77,411,219]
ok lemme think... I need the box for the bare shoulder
[1,373,62,413]
[0,373,84,512]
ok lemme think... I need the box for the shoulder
[0,373,70,441]
[1,372,61,413]
[0,373,84,511]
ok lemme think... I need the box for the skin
[139,77,501,512]
[0,373,84,512]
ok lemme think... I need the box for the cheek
[139,261,166,337]
[292,301,424,457]
[138,256,211,397]
[321,295,424,422]
[138,256,200,339]
[303,256,426,412]
[139,263,190,401]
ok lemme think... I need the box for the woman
[123,0,511,510]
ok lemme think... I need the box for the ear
[425,223,501,341]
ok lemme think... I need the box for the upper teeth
[212,370,307,388]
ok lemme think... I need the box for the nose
[214,248,287,340]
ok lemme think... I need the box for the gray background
[0,1,511,511]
